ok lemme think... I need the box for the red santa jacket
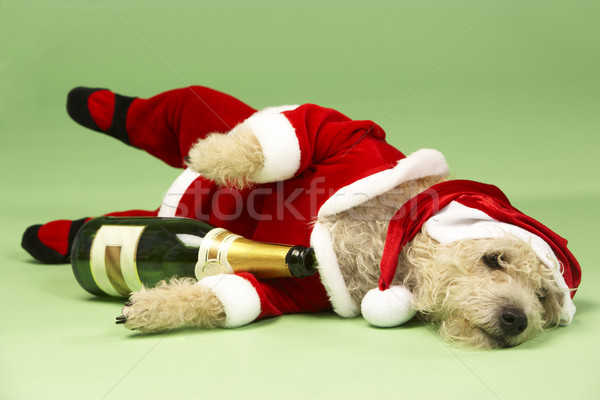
[156,102,449,328]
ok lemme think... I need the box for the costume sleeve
[196,272,331,328]
[233,104,391,184]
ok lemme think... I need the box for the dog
[22,86,580,348]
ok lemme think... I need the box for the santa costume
[22,86,581,329]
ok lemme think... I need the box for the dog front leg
[117,278,226,333]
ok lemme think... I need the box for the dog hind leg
[66,86,257,168]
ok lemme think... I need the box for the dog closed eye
[536,288,548,301]
[482,253,505,270]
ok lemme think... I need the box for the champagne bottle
[70,216,317,297]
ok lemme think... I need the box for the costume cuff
[197,274,261,328]
[241,106,300,183]
[310,222,360,318]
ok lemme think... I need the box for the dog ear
[540,284,570,328]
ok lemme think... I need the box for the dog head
[404,233,567,348]
[366,180,580,348]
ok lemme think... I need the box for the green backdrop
[1,1,599,399]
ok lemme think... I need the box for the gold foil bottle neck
[195,228,293,279]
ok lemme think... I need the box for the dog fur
[120,129,566,349]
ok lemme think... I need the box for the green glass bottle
[70,216,317,297]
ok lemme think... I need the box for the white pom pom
[361,285,415,328]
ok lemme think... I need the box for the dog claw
[115,315,127,324]
[125,302,133,306]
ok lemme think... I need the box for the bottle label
[195,228,241,279]
[89,225,146,296]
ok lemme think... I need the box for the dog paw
[115,303,132,325]
[115,278,227,332]
[116,291,173,333]
[186,128,265,189]
[116,302,147,332]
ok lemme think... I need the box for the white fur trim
[310,222,359,318]
[158,168,201,217]
[424,201,576,325]
[196,274,261,328]
[238,105,300,183]
[318,149,448,218]
[361,286,416,327]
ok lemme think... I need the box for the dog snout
[499,307,528,337]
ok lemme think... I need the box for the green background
[1,0,599,399]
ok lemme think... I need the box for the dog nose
[500,307,528,336]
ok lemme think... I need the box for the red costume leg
[26,86,259,264]
[67,86,257,168]
[22,209,159,264]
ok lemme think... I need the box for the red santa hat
[361,180,581,328]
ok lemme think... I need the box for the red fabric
[125,86,257,168]
[88,90,115,132]
[235,272,332,319]
[379,180,581,297]
[281,104,392,176]
[37,219,72,256]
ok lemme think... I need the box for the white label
[89,225,146,296]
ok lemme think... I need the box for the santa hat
[361,180,581,328]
